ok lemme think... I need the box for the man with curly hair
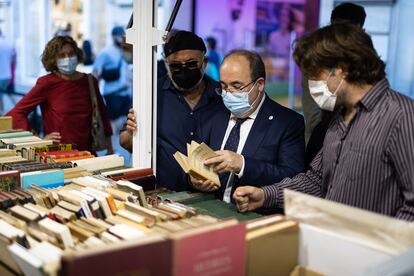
[233,24,414,222]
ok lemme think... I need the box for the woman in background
[7,36,113,153]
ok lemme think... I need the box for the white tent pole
[126,0,166,170]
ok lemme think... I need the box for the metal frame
[126,0,165,169]
[127,0,182,171]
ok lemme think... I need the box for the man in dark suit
[190,50,305,206]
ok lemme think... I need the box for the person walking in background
[0,28,16,114]
[80,39,95,73]
[93,26,131,158]
[7,36,113,153]
[205,36,222,81]
[93,26,131,121]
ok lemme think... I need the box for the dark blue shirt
[156,75,224,191]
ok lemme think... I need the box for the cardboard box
[285,190,414,275]
[245,190,414,276]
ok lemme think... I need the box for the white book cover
[8,243,43,276]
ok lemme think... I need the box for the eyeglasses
[166,60,200,71]
[215,79,257,95]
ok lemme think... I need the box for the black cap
[164,31,206,57]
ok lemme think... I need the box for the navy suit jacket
[204,95,305,200]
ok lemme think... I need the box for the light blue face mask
[57,56,78,75]
[221,82,257,116]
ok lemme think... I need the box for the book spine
[106,195,118,215]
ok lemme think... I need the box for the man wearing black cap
[120,31,224,191]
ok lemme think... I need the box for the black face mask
[171,67,203,91]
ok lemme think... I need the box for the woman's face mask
[308,71,344,111]
[57,56,78,75]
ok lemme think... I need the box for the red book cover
[37,149,79,157]
[48,151,90,159]
[171,220,246,276]
[60,236,172,276]
[37,150,79,163]
[108,168,153,180]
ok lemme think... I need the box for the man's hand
[119,108,136,152]
[126,108,137,134]
[233,186,265,213]
[204,150,243,174]
[44,132,61,143]
[189,175,218,192]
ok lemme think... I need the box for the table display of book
[2,128,412,276]
[0,176,252,276]
[0,131,252,275]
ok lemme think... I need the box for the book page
[188,143,220,187]
[173,152,190,173]
[189,141,200,156]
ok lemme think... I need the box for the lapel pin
[269,115,274,120]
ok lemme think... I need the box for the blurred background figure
[204,36,222,81]
[0,28,16,115]
[93,25,132,161]
[55,22,73,37]
[81,39,95,73]
[93,26,131,121]
[267,3,303,81]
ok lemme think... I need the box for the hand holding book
[204,150,243,174]
[173,141,220,188]
[189,175,218,192]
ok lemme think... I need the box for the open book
[173,141,220,187]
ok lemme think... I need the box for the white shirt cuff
[236,155,245,178]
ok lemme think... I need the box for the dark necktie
[219,118,248,198]
[224,118,248,152]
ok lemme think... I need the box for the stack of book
[0,173,248,276]
[0,157,71,192]
[0,131,53,151]
[21,144,76,162]
[70,155,125,173]
[37,150,94,164]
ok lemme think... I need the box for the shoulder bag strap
[87,74,101,129]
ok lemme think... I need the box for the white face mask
[57,56,78,75]
[308,72,344,111]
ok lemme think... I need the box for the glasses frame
[165,58,204,72]
[216,79,257,95]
